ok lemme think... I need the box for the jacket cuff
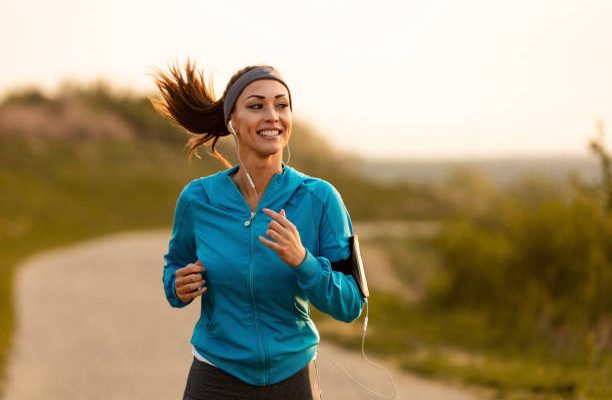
[293,249,322,286]
[168,275,193,308]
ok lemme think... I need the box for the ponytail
[150,59,231,167]
[151,60,282,168]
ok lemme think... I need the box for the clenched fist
[175,260,207,303]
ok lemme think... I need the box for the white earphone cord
[229,123,259,206]
[319,299,398,399]
[285,142,291,166]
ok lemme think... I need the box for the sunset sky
[2,0,612,160]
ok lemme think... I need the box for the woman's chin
[251,146,280,158]
[256,142,286,156]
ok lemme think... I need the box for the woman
[152,60,365,400]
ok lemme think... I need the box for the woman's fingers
[263,208,293,229]
[259,235,281,251]
[179,284,206,297]
[263,208,296,240]
[176,276,205,291]
[179,279,206,293]
[268,220,290,237]
[180,286,207,302]
[176,271,203,285]
[176,261,205,277]
[266,227,283,242]
[177,278,206,302]
[175,261,206,302]
[260,208,305,267]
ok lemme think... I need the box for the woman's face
[230,79,292,159]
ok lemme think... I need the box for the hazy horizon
[0,78,602,163]
[2,0,612,160]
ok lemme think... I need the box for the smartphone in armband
[330,235,369,298]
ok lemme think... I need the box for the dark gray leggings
[183,357,322,400]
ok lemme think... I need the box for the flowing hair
[150,59,272,167]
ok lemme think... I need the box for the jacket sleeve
[293,183,365,322]
[163,183,198,308]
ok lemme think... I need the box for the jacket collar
[204,162,305,213]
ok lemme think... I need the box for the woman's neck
[232,154,283,210]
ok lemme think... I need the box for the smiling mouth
[257,129,282,138]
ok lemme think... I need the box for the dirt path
[3,230,481,400]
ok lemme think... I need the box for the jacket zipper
[228,172,279,385]
[248,215,268,385]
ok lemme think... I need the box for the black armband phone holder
[330,235,369,298]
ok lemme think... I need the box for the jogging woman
[152,61,365,400]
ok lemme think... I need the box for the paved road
[4,230,480,400]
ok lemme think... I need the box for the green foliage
[1,87,51,107]
[429,168,612,355]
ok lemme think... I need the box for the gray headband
[223,67,292,125]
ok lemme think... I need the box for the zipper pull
[243,211,256,227]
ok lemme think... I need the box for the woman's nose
[264,106,279,121]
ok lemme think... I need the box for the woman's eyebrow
[245,94,288,100]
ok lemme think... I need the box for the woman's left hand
[259,208,306,268]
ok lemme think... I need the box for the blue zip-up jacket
[163,162,365,386]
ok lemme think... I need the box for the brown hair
[150,59,272,167]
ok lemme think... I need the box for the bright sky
[2,0,612,160]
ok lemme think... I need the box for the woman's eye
[276,103,289,109]
[248,104,263,109]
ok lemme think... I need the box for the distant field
[360,155,600,186]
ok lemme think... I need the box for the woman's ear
[228,120,237,136]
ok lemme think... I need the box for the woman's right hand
[175,260,207,303]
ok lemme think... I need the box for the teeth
[258,130,281,137]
